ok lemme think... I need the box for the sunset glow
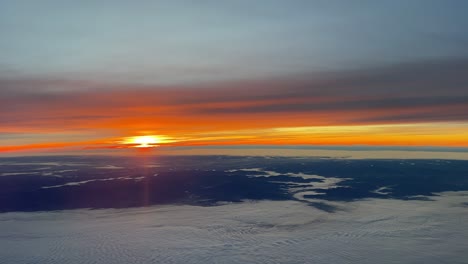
[0,1,467,157]
[120,135,176,148]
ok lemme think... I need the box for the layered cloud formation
[2,58,468,151]
[1,1,468,152]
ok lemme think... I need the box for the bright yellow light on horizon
[120,135,175,148]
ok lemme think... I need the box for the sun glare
[120,135,174,148]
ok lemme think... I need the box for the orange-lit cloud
[1,59,468,153]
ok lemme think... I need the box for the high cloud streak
[1,58,468,130]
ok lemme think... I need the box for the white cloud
[1,192,467,263]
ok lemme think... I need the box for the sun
[131,136,160,148]
[120,135,174,148]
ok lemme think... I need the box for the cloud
[1,193,467,263]
[1,57,468,148]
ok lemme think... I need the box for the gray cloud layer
[1,57,468,129]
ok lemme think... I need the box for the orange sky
[1,67,468,154]
[2,121,468,154]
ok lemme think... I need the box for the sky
[1,0,468,155]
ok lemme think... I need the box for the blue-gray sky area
[1,0,467,83]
